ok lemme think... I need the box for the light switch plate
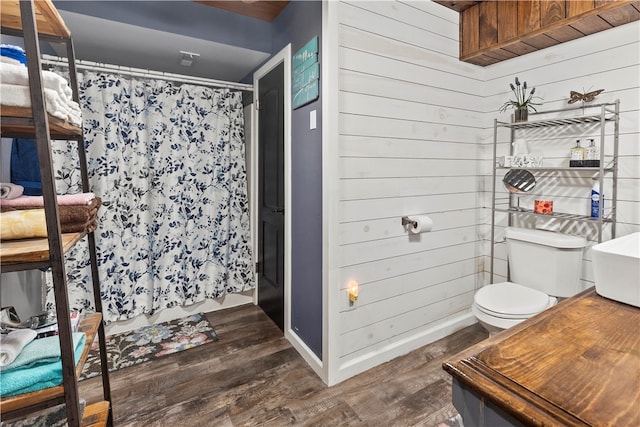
[310,109,317,130]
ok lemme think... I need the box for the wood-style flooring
[80,304,488,426]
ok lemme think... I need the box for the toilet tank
[505,227,586,297]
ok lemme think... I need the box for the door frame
[252,44,292,333]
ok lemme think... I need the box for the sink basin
[592,232,640,307]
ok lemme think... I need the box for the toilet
[473,227,586,335]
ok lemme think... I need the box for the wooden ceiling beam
[194,1,290,22]
[434,0,640,66]
[432,1,483,13]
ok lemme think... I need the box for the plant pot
[514,108,528,122]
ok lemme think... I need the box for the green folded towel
[0,332,86,397]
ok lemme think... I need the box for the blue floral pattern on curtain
[49,72,254,323]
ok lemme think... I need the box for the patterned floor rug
[80,313,218,380]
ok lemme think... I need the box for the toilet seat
[472,282,557,332]
[474,282,552,319]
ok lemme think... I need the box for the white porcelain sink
[592,232,640,308]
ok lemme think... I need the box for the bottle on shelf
[570,139,586,167]
[591,178,604,218]
[585,138,600,167]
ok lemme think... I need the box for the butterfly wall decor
[568,89,604,104]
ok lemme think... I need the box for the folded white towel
[0,62,73,101]
[43,69,73,100]
[0,329,37,366]
[0,56,24,67]
[0,83,81,125]
[0,183,24,200]
[0,63,79,125]
[0,62,28,85]
[46,70,73,100]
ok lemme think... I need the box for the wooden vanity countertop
[443,287,640,426]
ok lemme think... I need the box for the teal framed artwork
[292,36,319,109]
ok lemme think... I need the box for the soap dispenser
[586,138,600,167]
[570,139,586,167]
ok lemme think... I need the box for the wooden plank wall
[332,0,638,384]
[483,21,640,289]
[335,0,483,381]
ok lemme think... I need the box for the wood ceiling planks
[432,1,482,13]
[194,1,290,22]
[434,0,640,66]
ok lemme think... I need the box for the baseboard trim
[332,311,476,385]
[286,328,325,382]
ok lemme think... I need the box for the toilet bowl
[475,227,586,335]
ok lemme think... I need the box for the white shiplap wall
[333,0,484,382]
[483,21,640,288]
[328,0,639,385]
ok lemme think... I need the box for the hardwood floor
[80,304,487,426]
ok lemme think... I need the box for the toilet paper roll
[407,215,433,234]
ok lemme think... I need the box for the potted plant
[499,77,542,122]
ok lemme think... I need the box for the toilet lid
[475,282,550,316]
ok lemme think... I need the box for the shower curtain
[49,72,254,323]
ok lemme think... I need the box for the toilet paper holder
[401,216,418,228]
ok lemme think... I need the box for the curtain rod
[41,54,254,92]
